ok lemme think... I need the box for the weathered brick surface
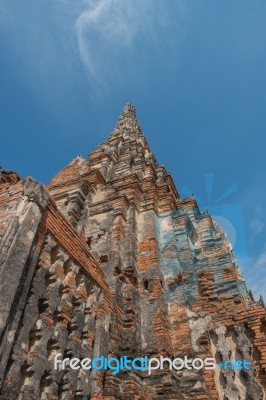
[0,170,20,185]
[0,104,265,399]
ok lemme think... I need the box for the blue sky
[0,0,266,299]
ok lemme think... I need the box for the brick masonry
[0,104,265,399]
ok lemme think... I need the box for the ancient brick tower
[0,104,266,400]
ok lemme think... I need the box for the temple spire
[110,103,144,139]
[121,103,137,117]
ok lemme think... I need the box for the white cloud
[243,244,266,301]
[75,0,187,85]
[0,0,187,98]
[0,3,11,25]
[249,205,264,243]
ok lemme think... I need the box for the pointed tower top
[122,103,136,116]
[110,103,143,139]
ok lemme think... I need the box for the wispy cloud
[249,205,264,243]
[244,244,266,300]
[0,3,11,25]
[75,0,187,85]
[0,0,187,98]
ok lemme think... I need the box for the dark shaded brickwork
[0,104,265,399]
